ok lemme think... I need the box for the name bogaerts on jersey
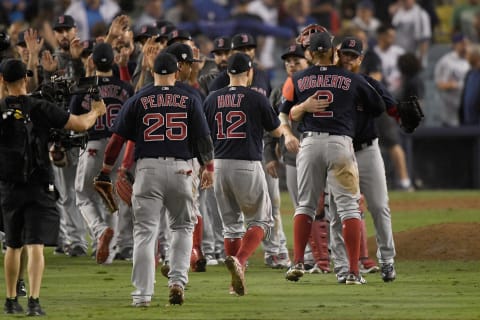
[297,74,351,92]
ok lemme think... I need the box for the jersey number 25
[143,112,188,141]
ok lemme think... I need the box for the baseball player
[276,43,332,273]
[70,42,135,263]
[100,52,214,306]
[203,53,283,296]
[284,32,385,284]
[330,36,398,283]
[42,15,87,256]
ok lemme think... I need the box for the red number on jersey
[214,111,247,139]
[313,90,334,118]
[94,103,121,130]
[143,112,188,141]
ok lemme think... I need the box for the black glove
[398,96,424,133]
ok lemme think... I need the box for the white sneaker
[206,255,219,266]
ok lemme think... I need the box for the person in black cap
[208,32,271,97]
[203,52,283,296]
[70,42,135,264]
[99,51,214,306]
[198,36,232,96]
[163,41,209,274]
[41,14,88,258]
[0,58,106,316]
[13,29,44,92]
[328,35,398,283]
[284,31,385,285]
[134,25,160,45]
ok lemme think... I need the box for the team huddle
[0,13,425,313]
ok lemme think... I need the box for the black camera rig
[30,76,100,150]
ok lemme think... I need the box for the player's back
[204,86,279,161]
[70,76,134,140]
[293,65,383,137]
[114,85,208,161]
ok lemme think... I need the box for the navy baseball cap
[92,43,114,68]
[309,32,333,52]
[339,36,363,56]
[211,36,232,53]
[1,59,33,82]
[134,25,160,42]
[167,29,192,45]
[153,52,179,75]
[165,43,201,63]
[227,53,252,74]
[158,24,177,40]
[231,33,256,50]
[53,15,76,31]
[281,44,305,60]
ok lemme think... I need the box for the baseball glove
[397,96,424,133]
[115,168,134,206]
[93,172,118,213]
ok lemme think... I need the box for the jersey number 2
[313,90,333,118]
[143,112,187,141]
[215,111,246,139]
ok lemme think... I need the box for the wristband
[206,162,214,172]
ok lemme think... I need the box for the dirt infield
[367,196,480,260]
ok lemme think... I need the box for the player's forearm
[103,133,126,173]
[289,102,306,122]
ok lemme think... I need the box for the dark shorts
[376,112,400,148]
[0,182,59,248]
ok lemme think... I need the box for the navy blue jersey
[292,65,385,137]
[111,85,210,160]
[70,77,134,140]
[203,86,280,161]
[354,74,397,144]
[176,81,204,104]
[208,67,272,97]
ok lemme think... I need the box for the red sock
[236,226,264,266]
[224,238,242,256]
[342,218,362,275]
[293,214,313,264]
[193,214,203,254]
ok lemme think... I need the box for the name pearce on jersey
[297,74,351,92]
[140,94,189,109]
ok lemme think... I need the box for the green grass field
[1,191,480,320]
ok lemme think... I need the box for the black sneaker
[16,279,27,297]
[26,297,45,316]
[68,246,87,257]
[114,247,133,261]
[381,263,396,282]
[4,297,23,314]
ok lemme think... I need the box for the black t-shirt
[2,96,70,182]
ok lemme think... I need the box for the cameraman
[0,59,106,315]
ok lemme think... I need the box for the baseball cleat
[308,263,330,274]
[4,297,23,314]
[225,256,246,296]
[381,263,396,282]
[96,227,114,264]
[26,297,46,316]
[160,263,170,279]
[285,263,305,281]
[345,273,367,285]
[169,285,184,305]
[336,273,347,284]
[16,279,27,297]
[359,258,380,274]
